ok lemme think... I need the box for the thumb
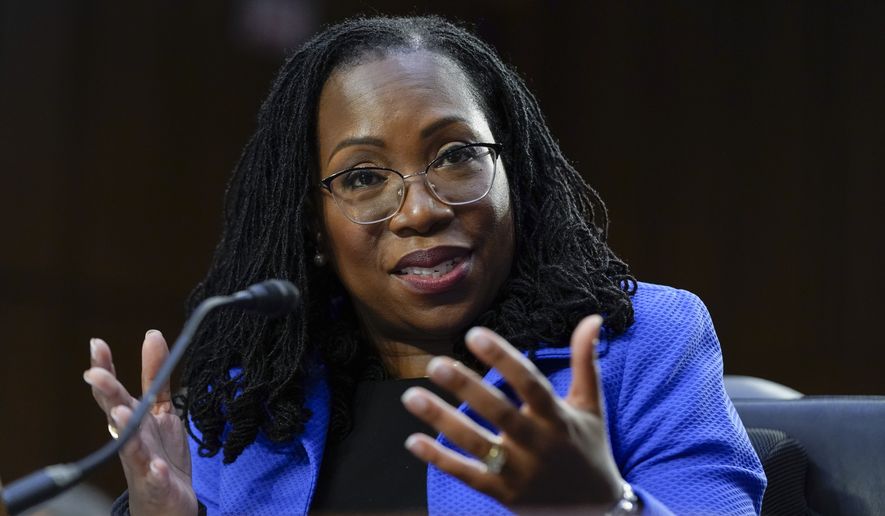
[566,314,604,415]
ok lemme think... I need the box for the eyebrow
[326,116,471,166]
[327,136,386,166]
[419,116,468,139]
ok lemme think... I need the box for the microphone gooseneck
[0,280,300,515]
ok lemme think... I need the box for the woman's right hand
[84,330,198,516]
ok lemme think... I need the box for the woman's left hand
[401,314,624,510]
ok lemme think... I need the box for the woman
[84,15,765,515]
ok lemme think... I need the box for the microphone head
[236,279,301,317]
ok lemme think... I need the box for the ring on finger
[481,439,507,474]
[107,423,120,439]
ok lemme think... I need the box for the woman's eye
[435,146,478,168]
[342,169,386,190]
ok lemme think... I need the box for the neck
[351,305,460,378]
[375,340,438,378]
[362,323,457,378]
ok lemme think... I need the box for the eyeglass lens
[329,144,498,224]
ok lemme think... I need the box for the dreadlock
[179,15,637,464]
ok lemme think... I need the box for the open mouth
[395,256,466,278]
[391,249,473,295]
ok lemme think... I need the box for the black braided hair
[179,15,637,464]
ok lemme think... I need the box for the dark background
[2,1,883,500]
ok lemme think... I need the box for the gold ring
[107,423,120,439]
[481,441,507,474]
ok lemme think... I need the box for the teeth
[400,257,462,278]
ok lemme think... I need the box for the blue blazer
[190,283,766,515]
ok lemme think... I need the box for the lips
[391,246,473,294]
[397,256,465,277]
[392,246,471,274]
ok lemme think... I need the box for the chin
[404,301,487,339]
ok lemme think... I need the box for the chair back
[734,397,885,516]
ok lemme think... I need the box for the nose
[387,175,454,235]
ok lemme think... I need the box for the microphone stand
[0,280,298,515]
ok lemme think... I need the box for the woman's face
[315,49,515,350]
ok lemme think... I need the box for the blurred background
[1,0,883,505]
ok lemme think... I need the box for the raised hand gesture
[84,331,197,516]
[402,315,633,511]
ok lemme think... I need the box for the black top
[311,377,457,514]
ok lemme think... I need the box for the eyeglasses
[319,142,503,225]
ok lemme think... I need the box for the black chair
[724,375,803,401]
[725,376,885,516]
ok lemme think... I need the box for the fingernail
[145,329,161,338]
[149,460,161,478]
[83,370,94,385]
[89,339,99,359]
[427,357,453,382]
[466,328,492,352]
[404,434,421,452]
[401,388,428,412]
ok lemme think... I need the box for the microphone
[230,278,301,317]
[0,279,301,515]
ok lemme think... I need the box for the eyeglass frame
[318,142,504,225]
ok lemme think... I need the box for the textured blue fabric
[189,282,766,515]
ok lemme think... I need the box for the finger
[112,406,184,505]
[141,330,172,409]
[565,314,604,414]
[425,357,539,445]
[110,404,152,477]
[402,386,501,458]
[145,457,173,496]
[84,367,137,416]
[464,327,559,421]
[89,338,116,376]
[405,433,509,501]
